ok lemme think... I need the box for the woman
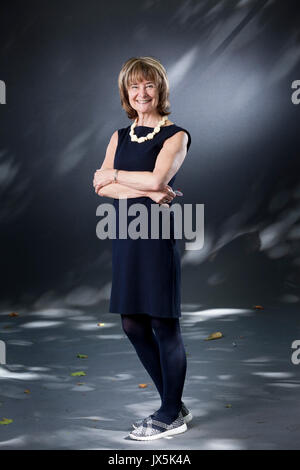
[93,56,192,441]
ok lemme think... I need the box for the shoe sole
[129,422,187,440]
[132,411,193,429]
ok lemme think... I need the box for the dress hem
[108,310,181,318]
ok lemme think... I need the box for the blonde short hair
[118,56,171,120]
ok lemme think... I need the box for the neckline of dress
[134,124,176,129]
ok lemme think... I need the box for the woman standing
[93,57,192,441]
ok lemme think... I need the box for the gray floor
[0,298,300,450]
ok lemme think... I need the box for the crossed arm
[93,129,189,198]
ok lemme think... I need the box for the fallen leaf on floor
[24,390,30,394]
[253,305,264,309]
[225,404,232,408]
[71,371,86,377]
[77,354,88,359]
[0,418,13,425]
[205,332,223,340]
[8,312,19,317]
[138,384,148,388]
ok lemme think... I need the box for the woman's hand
[93,168,114,193]
[147,185,177,207]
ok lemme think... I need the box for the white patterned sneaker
[132,402,192,429]
[129,411,187,441]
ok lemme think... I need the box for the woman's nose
[139,88,149,97]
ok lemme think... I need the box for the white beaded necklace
[129,115,168,143]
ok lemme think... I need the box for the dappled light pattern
[0,150,32,224]
[1,0,299,307]
[0,297,300,449]
[1,0,300,450]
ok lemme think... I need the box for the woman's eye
[131,85,154,89]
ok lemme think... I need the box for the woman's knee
[121,314,151,339]
[151,317,180,341]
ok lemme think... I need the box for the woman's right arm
[98,182,149,199]
[96,130,147,199]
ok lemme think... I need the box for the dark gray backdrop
[1,0,300,312]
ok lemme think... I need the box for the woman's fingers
[165,185,173,193]
[159,195,171,205]
[165,185,176,198]
[159,198,170,207]
[93,177,100,188]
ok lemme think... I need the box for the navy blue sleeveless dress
[108,124,191,318]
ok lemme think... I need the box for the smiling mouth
[136,100,151,103]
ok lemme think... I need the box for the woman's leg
[150,316,187,424]
[120,313,164,402]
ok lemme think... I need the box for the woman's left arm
[93,131,189,192]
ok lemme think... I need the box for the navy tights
[121,313,187,425]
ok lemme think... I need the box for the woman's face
[127,77,159,115]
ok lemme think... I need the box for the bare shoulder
[109,129,118,146]
[163,130,189,149]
